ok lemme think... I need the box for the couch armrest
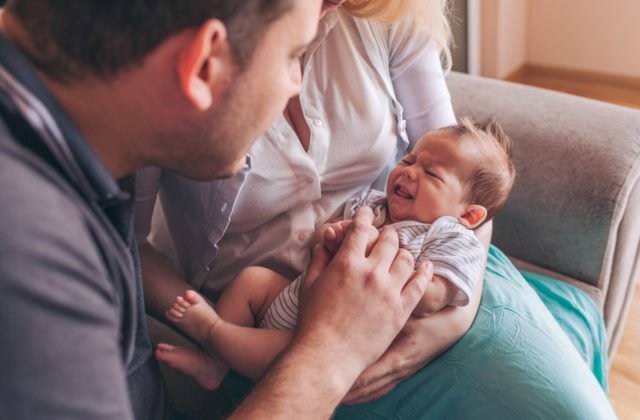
[447,72,640,357]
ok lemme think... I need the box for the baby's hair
[444,117,516,223]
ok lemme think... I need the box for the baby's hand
[322,220,351,256]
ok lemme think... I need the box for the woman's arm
[391,40,456,143]
[342,221,492,403]
[343,270,484,404]
[138,244,195,321]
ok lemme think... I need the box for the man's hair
[5,0,294,82]
[446,117,516,222]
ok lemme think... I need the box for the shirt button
[205,265,211,272]
[312,119,323,127]
[298,233,306,242]
[306,176,314,184]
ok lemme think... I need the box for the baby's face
[386,130,478,224]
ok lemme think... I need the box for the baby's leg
[207,267,296,379]
[215,266,291,326]
[159,290,229,389]
[155,343,227,390]
[163,268,295,381]
[165,290,223,344]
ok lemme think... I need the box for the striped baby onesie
[260,190,485,331]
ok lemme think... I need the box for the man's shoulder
[0,134,86,229]
[0,133,112,286]
[0,137,138,419]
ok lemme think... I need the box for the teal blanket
[226,246,616,419]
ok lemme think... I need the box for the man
[0,1,430,419]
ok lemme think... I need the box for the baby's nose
[402,165,417,179]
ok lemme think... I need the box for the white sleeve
[388,19,456,147]
[133,166,161,245]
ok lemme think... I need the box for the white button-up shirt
[135,9,455,298]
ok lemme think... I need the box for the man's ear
[177,19,230,110]
[459,204,487,229]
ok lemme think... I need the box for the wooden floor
[507,64,640,109]
[609,285,640,419]
[507,65,640,420]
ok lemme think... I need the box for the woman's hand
[342,275,483,404]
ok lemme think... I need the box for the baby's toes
[167,307,184,320]
[176,296,191,310]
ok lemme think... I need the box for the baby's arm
[411,275,459,317]
[411,219,485,318]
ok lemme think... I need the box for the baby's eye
[425,169,438,178]
[400,159,411,165]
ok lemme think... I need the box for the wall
[479,0,528,79]
[527,0,640,78]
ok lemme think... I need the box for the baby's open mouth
[394,185,413,199]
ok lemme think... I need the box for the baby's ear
[459,204,487,229]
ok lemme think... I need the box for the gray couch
[448,72,640,357]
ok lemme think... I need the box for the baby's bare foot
[165,295,191,321]
[165,290,221,343]
[156,343,229,390]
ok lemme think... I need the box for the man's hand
[231,207,433,419]
[296,207,433,391]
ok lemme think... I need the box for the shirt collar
[302,9,340,67]
[0,33,129,207]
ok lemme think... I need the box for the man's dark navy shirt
[0,34,169,419]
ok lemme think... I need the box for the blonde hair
[342,0,452,70]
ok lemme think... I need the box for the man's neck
[42,78,148,179]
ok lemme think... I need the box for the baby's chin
[386,206,403,224]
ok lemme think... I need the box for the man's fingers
[401,261,432,311]
[367,225,401,268]
[302,244,330,290]
[387,246,414,284]
[335,207,375,258]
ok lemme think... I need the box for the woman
[136,0,615,417]
[137,0,474,399]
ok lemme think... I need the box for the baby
[157,118,516,388]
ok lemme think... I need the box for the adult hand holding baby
[296,207,433,398]
[343,275,484,404]
[234,207,432,418]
